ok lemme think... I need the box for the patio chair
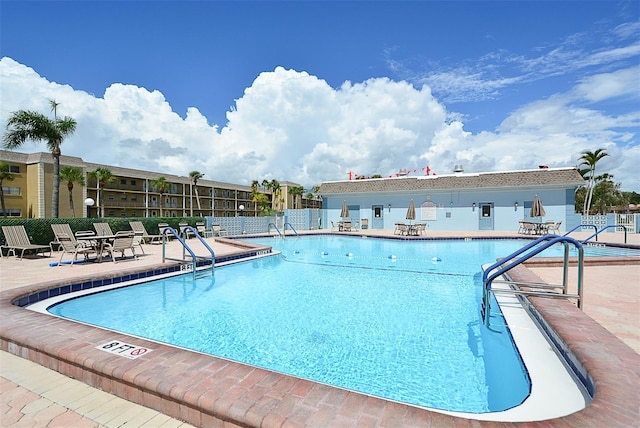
[394,223,408,235]
[129,221,162,244]
[93,222,114,236]
[50,223,77,252]
[56,232,97,266]
[331,221,339,232]
[517,220,527,234]
[413,223,426,236]
[103,231,137,263]
[1,225,51,259]
[545,221,562,234]
[521,222,537,235]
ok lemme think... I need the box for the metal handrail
[268,222,283,238]
[161,226,215,278]
[283,222,300,237]
[482,235,584,327]
[564,224,598,240]
[581,225,628,244]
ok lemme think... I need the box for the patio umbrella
[530,195,546,218]
[340,200,350,219]
[406,199,416,224]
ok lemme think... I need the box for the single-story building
[318,167,585,233]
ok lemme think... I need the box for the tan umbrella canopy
[406,199,416,223]
[340,200,350,219]
[530,195,546,218]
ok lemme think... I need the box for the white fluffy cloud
[1,57,638,191]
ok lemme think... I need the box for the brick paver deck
[1,231,639,427]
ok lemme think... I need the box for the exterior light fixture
[84,198,95,207]
[472,202,476,212]
[514,202,519,211]
[388,204,392,212]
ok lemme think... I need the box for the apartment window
[108,195,115,201]
[131,180,137,186]
[121,194,127,200]
[0,209,21,217]
[8,165,20,173]
[120,179,127,185]
[2,186,21,195]
[131,195,137,201]
[108,210,115,217]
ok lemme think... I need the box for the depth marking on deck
[97,341,153,359]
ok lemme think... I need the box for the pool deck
[1,230,638,427]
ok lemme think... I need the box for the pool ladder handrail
[283,222,299,237]
[563,224,629,244]
[161,226,215,278]
[268,222,283,238]
[570,224,628,245]
[482,234,584,327]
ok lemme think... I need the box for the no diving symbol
[130,348,147,356]
[97,340,153,360]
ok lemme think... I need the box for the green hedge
[0,217,203,246]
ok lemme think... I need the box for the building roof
[318,168,585,194]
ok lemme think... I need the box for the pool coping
[1,249,639,426]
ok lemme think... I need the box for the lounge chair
[196,222,213,238]
[179,222,195,239]
[158,223,174,240]
[103,231,137,263]
[212,224,227,236]
[129,221,162,244]
[1,225,51,259]
[56,232,97,265]
[331,221,339,232]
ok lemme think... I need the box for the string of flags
[347,166,437,180]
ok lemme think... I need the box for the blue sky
[1,1,638,190]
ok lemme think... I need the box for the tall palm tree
[59,166,85,218]
[0,161,15,218]
[289,186,304,209]
[189,170,204,216]
[579,149,609,215]
[90,167,115,217]
[3,100,77,218]
[269,179,281,211]
[150,176,170,217]
[250,180,260,216]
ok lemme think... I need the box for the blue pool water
[49,236,535,413]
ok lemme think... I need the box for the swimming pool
[46,236,582,414]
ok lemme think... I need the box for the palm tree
[0,161,15,218]
[59,166,85,218]
[90,167,115,217]
[579,149,609,215]
[150,176,170,217]
[3,100,77,218]
[269,179,281,211]
[289,186,304,209]
[250,180,260,216]
[189,170,204,216]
